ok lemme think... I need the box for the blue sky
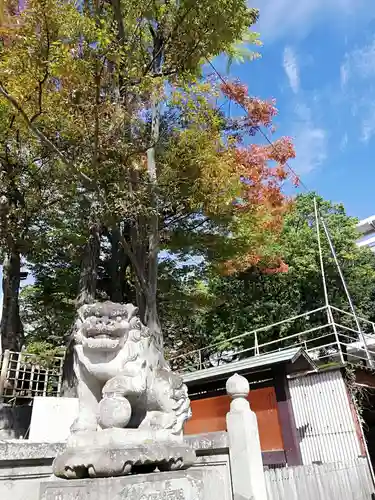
[214,0,375,219]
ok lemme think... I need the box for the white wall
[29,397,78,442]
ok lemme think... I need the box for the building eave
[356,215,375,235]
[181,347,317,387]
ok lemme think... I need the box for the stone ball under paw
[98,396,132,429]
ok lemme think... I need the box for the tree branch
[93,69,101,168]
[0,82,95,190]
[30,11,51,123]
[110,0,125,43]
[164,209,194,228]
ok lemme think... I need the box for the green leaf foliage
[162,193,375,358]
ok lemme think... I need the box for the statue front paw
[139,411,177,431]
[102,375,146,398]
[70,414,98,434]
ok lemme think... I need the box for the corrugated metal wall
[289,370,362,464]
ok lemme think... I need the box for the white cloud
[283,47,299,93]
[280,59,327,173]
[340,38,375,144]
[293,123,327,174]
[287,101,327,174]
[288,99,327,173]
[361,105,375,143]
[341,37,375,85]
[340,133,348,151]
[251,0,373,42]
[352,39,375,78]
[340,62,349,88]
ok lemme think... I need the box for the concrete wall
[28,397,78,442]
[0,433,230,500]
[0,441,65,500]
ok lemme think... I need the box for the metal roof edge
[182,347,316,385]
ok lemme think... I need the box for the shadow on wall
[0,403,32,440]
[296,423,310,442]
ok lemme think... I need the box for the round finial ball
[98,396,132,429]
[226,373,249,399]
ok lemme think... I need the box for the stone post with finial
[226,373,268,500]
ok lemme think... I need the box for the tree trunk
[109,226,127,303]
[76,223,101,308]
[145,96,160,335]
[61,224,101,396]
[145,32,163,345]
[119,252,132,304]
[0,250,24,354]
[134,270,147,324]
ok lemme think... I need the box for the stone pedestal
[53,429,195,478]
[40,470,215,500]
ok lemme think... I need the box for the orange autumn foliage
[219,81,297,275]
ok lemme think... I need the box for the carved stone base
[40,470,212,500]
[53,430,196,479]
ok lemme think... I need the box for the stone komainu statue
[71,301,191,437]
[53,301,195,479]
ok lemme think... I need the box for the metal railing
[169,305,375,373]
[0,349,64,404]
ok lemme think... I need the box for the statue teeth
[84,337,120,349]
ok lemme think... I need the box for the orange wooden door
[184,386,284,451]
[184,394,230,435]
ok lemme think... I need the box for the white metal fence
[0,349,64,404]
[265,459,374,500]
[169,305,375,373]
